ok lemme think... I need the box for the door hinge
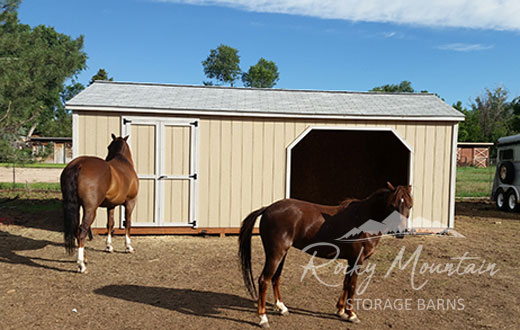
[190,121,198,127]
[123,118,132,125]
[189,173,198,180]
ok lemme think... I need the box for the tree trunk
[26,122,38,140]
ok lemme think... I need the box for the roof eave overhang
[66,105,465,122]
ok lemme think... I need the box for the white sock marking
[77,247,86,273]
[125,235,134,252]
[78,247,84,262]
[275,300,288,314]
[259,314,268,326]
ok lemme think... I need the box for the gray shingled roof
[67,81,464,119]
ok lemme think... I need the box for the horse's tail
[239,206,267,299]
[60,164,81,255]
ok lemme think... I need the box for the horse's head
[106,134,131,161]
[386,182,413,218]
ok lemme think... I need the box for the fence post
[12,160,16,189]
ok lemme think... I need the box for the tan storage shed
[67,81,464,234]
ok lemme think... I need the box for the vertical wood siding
[77,112,456,229]
[130,124,156,225]
[77,112,121,228]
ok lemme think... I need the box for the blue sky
[18,0,520,106]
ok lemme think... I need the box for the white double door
[122,117,199,227]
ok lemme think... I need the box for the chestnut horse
[239,183,412,328]
[61,134,139,273]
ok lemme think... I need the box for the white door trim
[285,126,414,228]
[122,116,199,227]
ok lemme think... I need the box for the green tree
[36,81,84,138]
[202,44,241,87]
[242,58,279,88]
[508,97,520,134]
[89,68,113,85]
[471,87,511,142]
[0,2,86,161]
[455,101,482,142]
[457,87,513,143]
[0,0,20,17]
[371,80,415,93]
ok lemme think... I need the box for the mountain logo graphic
[336,210,407,242]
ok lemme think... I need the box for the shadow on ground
[95,285,258,326]
[95,284,339,327]
[0,194,62,232]
[455,200,520,220]
[0,229,75,273]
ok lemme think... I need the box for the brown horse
[239,183,413,328]
[60,134,139,273]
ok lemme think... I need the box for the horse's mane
[338,186,413,211]
[106,139,132,162]
[338,188,389,210]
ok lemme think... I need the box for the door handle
[158,175,166,180]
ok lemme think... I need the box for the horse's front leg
[336,263,361,323]
[105,207,115,253]
[123,198,137,253]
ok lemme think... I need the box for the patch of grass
[0,190,62,214]
[456,166,495,198]
[0,162,66,168]
[0,182,61,191]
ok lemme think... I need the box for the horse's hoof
[125,246,135,254]
[105,246,114,253]
[259,321,270,328]
[338,310,361,323]
[77,266,87,274]
[275,301,289,315]
[337,310,349,321]
[348,314,361,324]
[259,314,269,328]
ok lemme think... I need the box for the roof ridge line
[91,80,436,97]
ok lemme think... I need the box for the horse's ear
[387,181,396,191]
[408,185,412,192]
[123,135,129,141]
[111,133,116,140]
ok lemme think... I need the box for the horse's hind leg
[123,198,136,253]
[105,207,115,253]
[77,206,97,273]
[336,261,361,323]
[258,252,287,328]
[272,254,289,315]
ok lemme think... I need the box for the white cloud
[158,0,520,31]
[382,32,397,38]
[381,31,407,39]
[437,43,494,51]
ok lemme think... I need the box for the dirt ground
[0,193,519,329]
